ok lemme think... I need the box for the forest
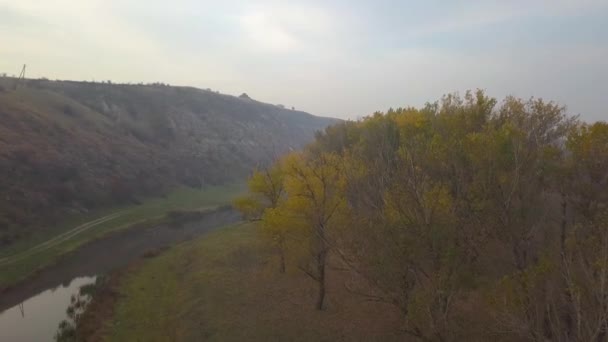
[236,90,608,341]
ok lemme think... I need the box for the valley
[0,78,335,247]
[0,78,336,341]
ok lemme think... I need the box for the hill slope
[0,79,336,243]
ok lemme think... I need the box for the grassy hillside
[80,223,403,342]
[0,184,244,288]
[0,78,336,245]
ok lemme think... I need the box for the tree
[555,122,608,341]
[482,98,576,341]
[236,152,346,309]
[234,164,285,220]
[337,92,495,340]
[279,152,346,310]
[236,90,607,340]
[234,164,287,272]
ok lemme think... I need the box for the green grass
[98,223,402,342]
[0,183,245,288]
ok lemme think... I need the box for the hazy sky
[1,0,607,121]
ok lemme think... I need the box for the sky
[1,0,607,121]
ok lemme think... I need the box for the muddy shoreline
[0,208,241,312]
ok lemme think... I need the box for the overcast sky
[1,0,606,121]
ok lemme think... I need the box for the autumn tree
[483,98,576,341]
[278,152,347,310]
[234,164,285,220]
[555,122,608,341]
[237,90,608,340]
[233,163,288,272]
[332,92,496,340]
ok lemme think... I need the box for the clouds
[0,0,169,79]
[237,3,333,54]
[239,10,299,52]
[0,0,606,121]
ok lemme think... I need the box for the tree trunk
[560,193,568,253]
[316,248,327,310]
[279,245,286,274]
[559,193,576,340]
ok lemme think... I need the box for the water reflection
[0,276,96,342]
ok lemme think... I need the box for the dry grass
[89,223,404,341]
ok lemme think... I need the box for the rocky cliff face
[0,79,336,241]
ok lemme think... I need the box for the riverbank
[81,222,403,341]
[0,207,241,313]
[0,184,244,290]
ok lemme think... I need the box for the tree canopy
[236,90,608,341]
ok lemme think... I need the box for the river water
[0,276,96,342]
[0,208,241,341]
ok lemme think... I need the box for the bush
[142,246,169,258]
[63,104,78,117]
[166,209,211,228]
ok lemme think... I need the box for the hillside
[0,78,336,244]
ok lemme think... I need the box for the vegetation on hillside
[236,90,608,341]
[0,78,335,246]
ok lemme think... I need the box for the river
[0,208,240,341]
[0,276,96,341]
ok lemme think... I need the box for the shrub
[63,104,77,117]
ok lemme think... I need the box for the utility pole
[13,64,26,90]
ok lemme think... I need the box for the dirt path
[0,212,126,267]
[0,208,241,312]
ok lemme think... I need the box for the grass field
[0,183,245,288]
[88,223,403,342]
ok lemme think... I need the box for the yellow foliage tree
[233,163,288,272]
[279,152,347,310]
